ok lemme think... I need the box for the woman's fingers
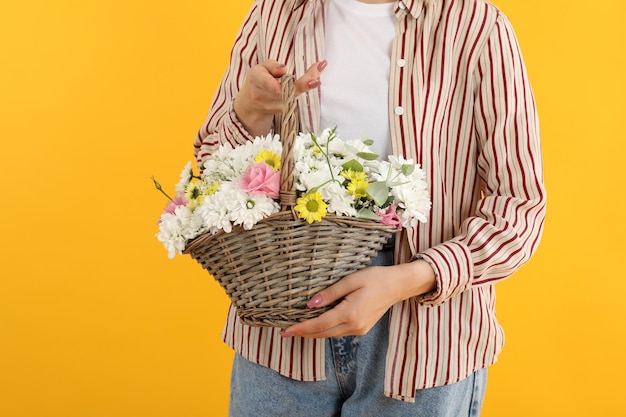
[233,59,327,136]
[233,60,287,135]
[239,59,327,111]
[294,60,327,96]
[254,60,288,99]
[280,266,392,338]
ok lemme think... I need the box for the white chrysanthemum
[175,161,194,194]
[157,217,187,259]
[309,129,351,159]
[360,155,431,228]
[295,134,326,163]
[371,159,416,188]
[293,135,309,161]
[388,155,414,168]
[225,134,282,175]
[201,142,237,182]
[361,158,384,177]
[209,141,234,160]
[196,192,234,234]
[296,156,337,192]
[399,200,431,228]
[226,143,256,176]
[334,138,370,158]
[388,155,427,183]
[393,181,431,228]
[296,131,316,148]
[296,129,345,159]
[201,159,230,182]
[320,181,356,217]
[407,167,427,183]
[252,134,282,156]
[201,134,282,182]
[390,168,428,201]
[156,205,205,259]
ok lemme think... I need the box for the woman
[194,0,546,415]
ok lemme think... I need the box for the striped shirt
[194,0,546,402]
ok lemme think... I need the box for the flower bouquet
[155,76,431,327]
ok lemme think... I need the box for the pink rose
[376,205,402,229]
[239,162,280,199]
[164,193,188,214]
[158,193,188,224]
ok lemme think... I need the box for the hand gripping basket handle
[276,75,299,213]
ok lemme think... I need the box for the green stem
[311,128,338,183]
[151,176,173,201]
[308,177,342,194]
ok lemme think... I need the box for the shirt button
[397,59,406,67]
[398,1,406,9]
[395,106,404,116]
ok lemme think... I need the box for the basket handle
[277,75,299,212]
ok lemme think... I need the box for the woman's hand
[233,60,327,137]
[280,260,437,339]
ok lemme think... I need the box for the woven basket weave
[184,75,396,327]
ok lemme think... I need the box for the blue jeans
[228,249,487,416]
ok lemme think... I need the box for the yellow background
[1,0,624,416]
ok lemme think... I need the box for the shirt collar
[398,0,425,19]
[293,0,425,19]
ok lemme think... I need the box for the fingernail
[280,330,294,338]
[307,78,320,88]
[278,63,287,68]
[307,295,323,309]
[317,60,328,71]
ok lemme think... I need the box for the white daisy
[175,161,194,194]
[229,189,280,230]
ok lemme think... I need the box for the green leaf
[357,208,380,220]
[357,151,379,161]
[342,159,364,172]
[366,181,390,206]
[362,138,374,146]
[401,164,415,176]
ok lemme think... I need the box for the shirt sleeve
[417,13,547,305]
[193,2,260,168]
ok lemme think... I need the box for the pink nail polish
[280,330,294,337]
[317,60,328,71]
[307,295,323,308]
[307,79,320,88]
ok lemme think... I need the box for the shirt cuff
[220,101,256,148]
[414,240,472,305]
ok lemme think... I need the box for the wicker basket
[184,75,397,327]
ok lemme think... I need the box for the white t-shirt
[320,0,396,159]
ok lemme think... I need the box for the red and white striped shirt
[194,0,546,402]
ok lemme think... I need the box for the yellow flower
[184,180,203,206]
[184,179,219,210]
[295,192,328,223]
[311,146,323,156]
[255,150,281,170]
[205,181,220,196]
[340,169,367,182]
[347,179,370,198]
